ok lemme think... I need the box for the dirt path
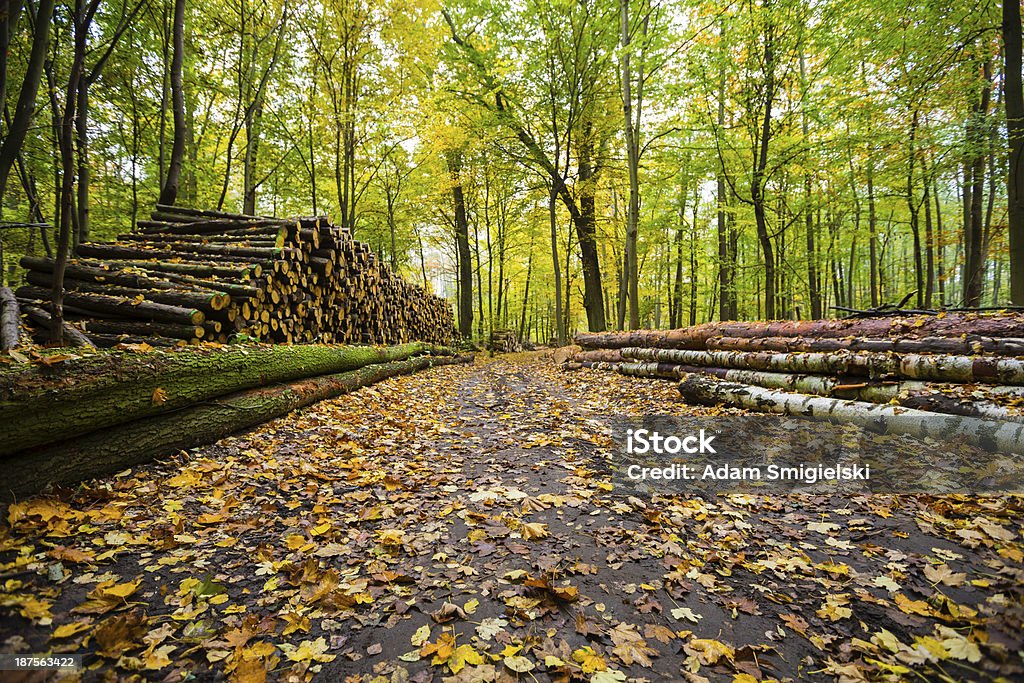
[2,352,1023,682]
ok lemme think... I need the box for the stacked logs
[568,314,1024,427]
[489,328,522,354]
[16,205,456,347]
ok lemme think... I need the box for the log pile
[489,328,522,354]
[16,205,456,347]
[568,313,1024,432]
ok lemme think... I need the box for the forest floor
[1,352,1023,682]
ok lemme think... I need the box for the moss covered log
[0,342,455,456]
[1,354,472,501]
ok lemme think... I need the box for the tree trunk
[1,354,469,501]
[158,0,186,206]
[448,151,473,339]
[1005,0,1024,305]
[0,341,452,457]
[621,0,641,329]
[0,0,55,202]
[577,123,606,332]
[965,59,993,307]
[0,286,20,350]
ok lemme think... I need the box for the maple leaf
[610,623,658,667]
[671,606,703,623]
[282,637,335,663]
[684,638,735,666]
[522,522,549,540]
[923,563,966,587]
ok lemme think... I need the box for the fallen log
[608,361,1024,422]
[80,320,205,340]
[15,286,205,326]
[576,313,1024,349]
[677,374,1024,455]
[20,305,95,348]
[620,347,1024,384]
[2,353,472,501]
[0,287,20,351]
[0,341,455,457]
[25,272,230,311]
[705,335,1024,357]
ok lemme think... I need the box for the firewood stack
[488,328,522,354]
[16,205,456,347]
[567,314,1024,426]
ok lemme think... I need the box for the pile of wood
[568,314,1024,448]
[15,205,456,348]
[488,328,522,354]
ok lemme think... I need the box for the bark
[549,187,564,343]
[157,0,186,206]
[677,375,1024,455]
[1,354,471,501]
[620,346,1024,384]
[575,313,1024,348]
[0,342,454,457]
[0,286,21,350]
[1006,0,1024,305]
[577,122,606,332]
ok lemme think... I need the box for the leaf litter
[1,351,1022,681]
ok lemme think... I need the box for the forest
[1,0,1023,343]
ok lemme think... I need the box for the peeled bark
[0,341,454,456]
[1,354,472,501]
[620,346,1024,384]
[1,287,21,350]
[677,374,1024,454]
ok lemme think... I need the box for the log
[705,335,1024,357]
[21,256,182,292]
[77,242,280,262]
[20,305,95,348]
[605,361,1024,422]
[25,272,230,311]
[0,341,456,457]
[2,353,472,501]
[80,320,204,340]
[89,333,188,348]
[677,374,1024,454]
[14,286,205,326]
[576,313,1024,349]
[0,287,20,351]
[619,347,1024,384]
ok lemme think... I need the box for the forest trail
[2,353,1023,681]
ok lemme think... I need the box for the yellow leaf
[285,637,335,663]
[52,621,91,639]
[152,387,168,405]
[572,646,607,673]
[522,522,549,540]
[411,625,430,647]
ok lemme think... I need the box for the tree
[1006,0,1024,304]
[158,0,186,206]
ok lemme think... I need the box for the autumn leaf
[522,522,549,540]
